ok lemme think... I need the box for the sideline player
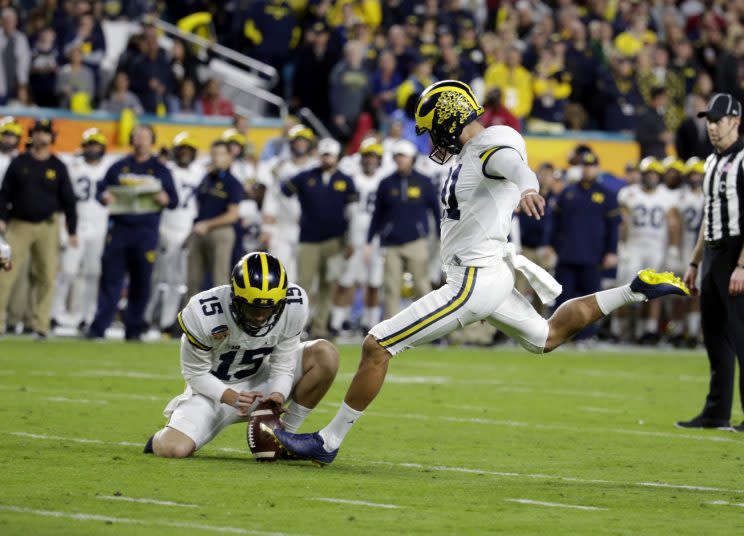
[613,157,680,343]
[145,252,339,458]
[146,132,204,334]
[332,138,386,334]
[271,80,690,465]
[53,128,112,330]
[259,125,318,280]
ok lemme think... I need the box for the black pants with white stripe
[700,236,744,421]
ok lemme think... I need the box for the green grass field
[0,338,742,535]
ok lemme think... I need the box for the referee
[679,93,744,432]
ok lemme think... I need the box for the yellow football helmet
[221,128,246,146]
[684,157,705,175]
[415,79,484,164]
[0,116,22,137]
[172,131,198,150]
[81,127,107,146]
[638,157,665,174]
[288,124,316,142]
[230,252,288,336]
[662,156,686,174]
[359,137,383,157]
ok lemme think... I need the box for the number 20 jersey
[439,126,527,267]
[177,284,309,393]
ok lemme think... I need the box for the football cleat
[630,269,689,299]
[262,425,338,466]
[143,435,154,454]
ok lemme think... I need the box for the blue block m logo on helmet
[415,80,484,164]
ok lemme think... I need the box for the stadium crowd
[0,0,741,347]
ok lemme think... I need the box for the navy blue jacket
[518,193,553,249]
[97,155,178,228]
[368,171,440,247]
[281,167,357,243]
[195,169,243,222]
[550,180,620,265]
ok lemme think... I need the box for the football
[247,400,283,462]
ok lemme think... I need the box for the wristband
[689,262,698,269]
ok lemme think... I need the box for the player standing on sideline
[0,116,21,185]
[332,139,386,335]
[146,132,204,335]
[613,157,680,344]
[52,128,111,332]
[144,252,339,458]
[259,125,317,281]
[270,80,690,465]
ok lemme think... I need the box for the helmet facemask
[230,293,286,337]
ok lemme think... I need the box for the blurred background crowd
[0,0,740,348]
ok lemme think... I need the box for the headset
[129,124,157,146]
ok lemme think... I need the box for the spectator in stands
[187,140,242,299]
[434,43,476,85]
[56,44,95,111]
[386,24,416,79]
[637,45,685,132]
[635,87,672,159]
[291,21,337,125]
[613,13,656,58]
[259,114,299,161]
[29,26,58,108]
[330,40,369,142]
[123,22,172,115]
[0,7,30,105]
[675,92,713,161]
[716,34,744,106]
[241,0,300,96]
[597,55,644,133]
[168,38,199,90]
[484,44,533,124]
[528,41,571,133]
[396,55,435,110]
[88,124,178,341]
[284,138,357,338]
[0,119,77,339]
[370,49,402,122]
[672,38,700,95]
[479,87,520,132]
[200,78,234,116]
[369,139,439,318]
[100,71,143,115]
[61,12,105,91]
[169,77,202,116]
[549,150,620,341]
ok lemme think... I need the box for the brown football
[247,400,283,462]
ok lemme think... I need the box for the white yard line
[0,384,169,401]
[505,498,607,511]
[71,370,174,380]
[7,431,744,497]
[97,495,198,508]
[706,500,744,508]
[45,396,106,405]
[578,406,623,414]
[0,505,302,536]
[311,498,402,509]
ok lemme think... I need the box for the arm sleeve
[604,194,621,255]
[58,163,78,235]
[177,307,226,403]
[0,159,16,221]
[267,288,309,399]
[161,167,179,209]
[367,182,385,243]
[482,146,539,195]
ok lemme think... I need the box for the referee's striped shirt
[703,137,744,241]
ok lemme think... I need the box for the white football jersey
[678,186,704,252]
[618,184,677,248]
[178,283,308,398]
[64,154,113,237]
[0,151,16,189]
[348,168,385,247]
[162,161,206,240]
[439,126,526,267]
[259,156,317,239]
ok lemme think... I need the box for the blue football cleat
[630,269,689,299]
[261,424,338,466]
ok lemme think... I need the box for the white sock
[644,318,658,333]
[330,306,350,331]
[687,312,701,336]
[318,401,363,451]
[281,401,312,433]
[595,285,646,315]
